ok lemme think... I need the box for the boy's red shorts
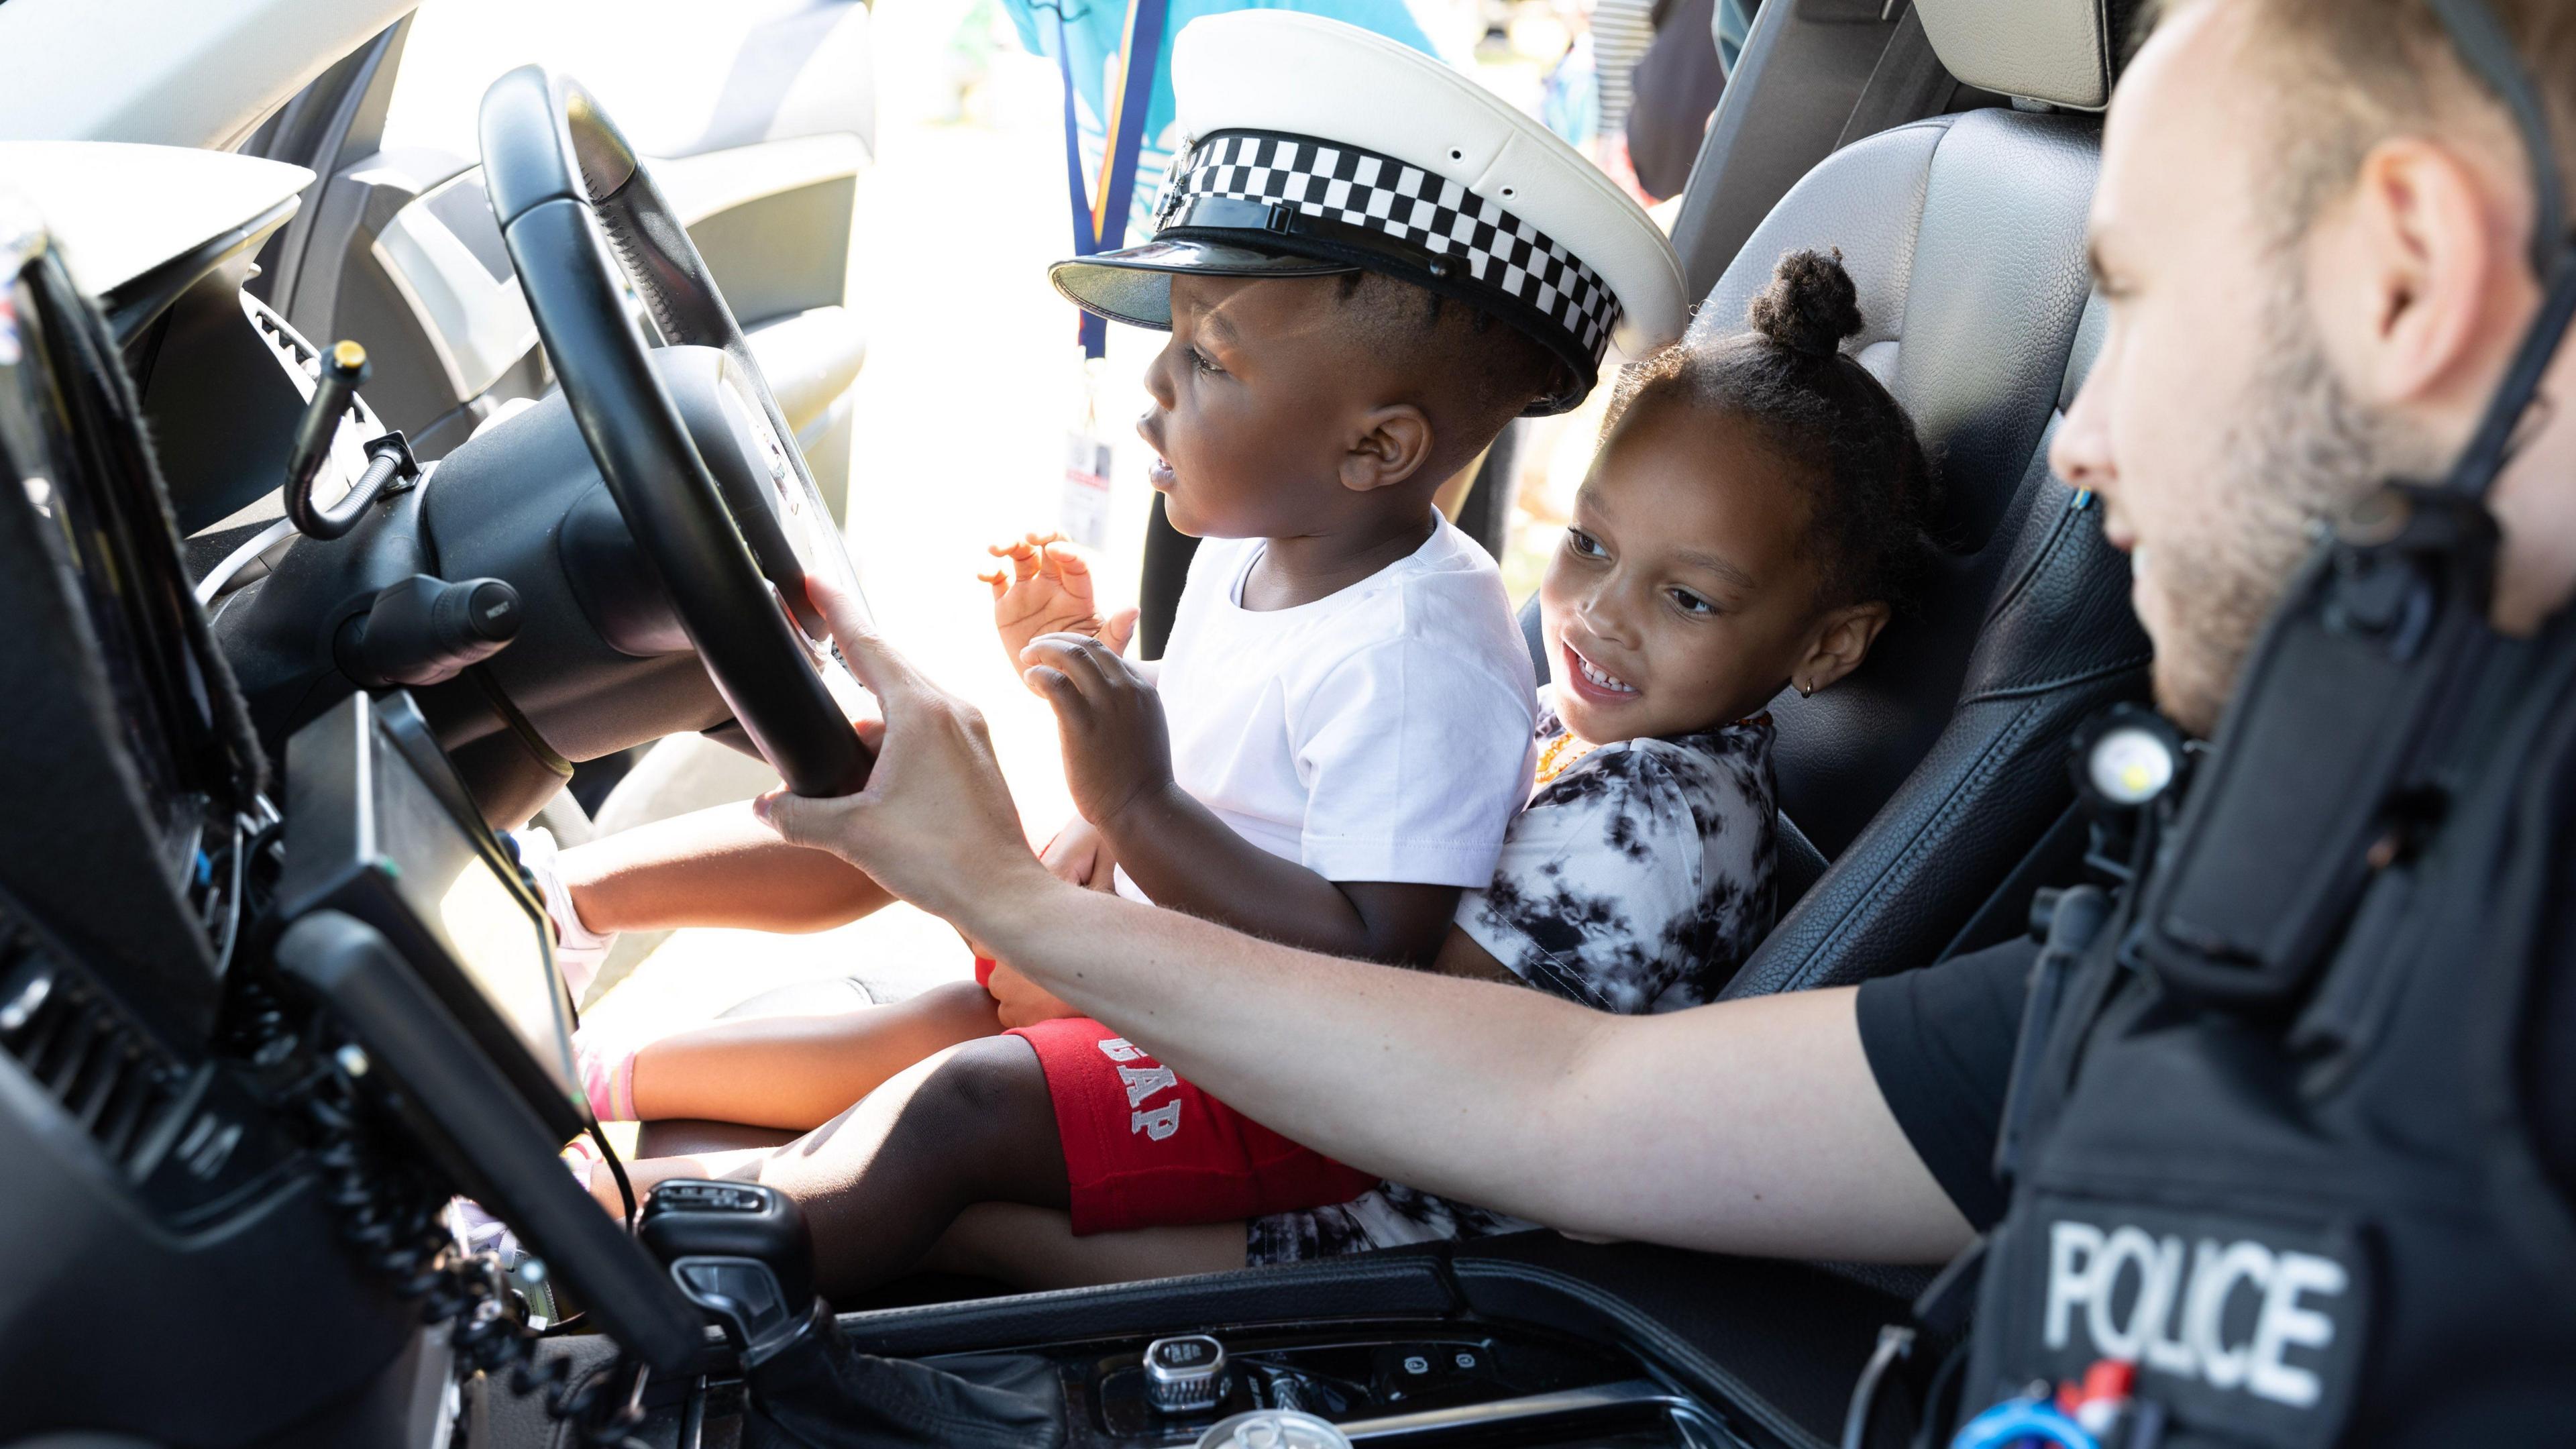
[1002,1014,1379,1236]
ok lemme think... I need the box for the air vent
[0,916,186,1173]
[241,292,384,433]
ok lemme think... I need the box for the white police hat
[1049,11,1688,415]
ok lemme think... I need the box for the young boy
[549,250,1548,1125]
[544,11,1687,1291]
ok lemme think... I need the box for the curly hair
[1602,248,1935,615]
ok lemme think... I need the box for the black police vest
[1961,617,2576,1446]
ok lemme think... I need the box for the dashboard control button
[1379,1344,1436,1385]
[1371,1342,1493,1405]
[1146,1334,1228,1414]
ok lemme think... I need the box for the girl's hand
[1019,633,1175,832]
[980,534,1138,678]
[1040,816,1123,892]
[983,958,1082,1029]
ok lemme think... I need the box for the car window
[382,0,877,164]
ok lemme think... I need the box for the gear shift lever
[639,1179,1065,1446]
[639,1181,820,1367]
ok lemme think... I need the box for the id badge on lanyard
[1053,0,1165,546]
[1063,356,1114,547]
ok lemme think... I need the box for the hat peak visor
[1049,239,1356,331]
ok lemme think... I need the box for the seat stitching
[1962,653,2153,706]
[1977,463,2076,631]
[1792,698,2059,983]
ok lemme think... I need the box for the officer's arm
[974,879,1976,1263]
[755,598,1974,1262]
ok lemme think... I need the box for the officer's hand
[755,577,1049,925]
[980,534,1138,683]
[1019,633,1175,833]
[983,957,1082,1030]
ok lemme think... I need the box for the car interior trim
[1337,1378,1715,1440]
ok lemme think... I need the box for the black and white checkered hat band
[1150,130,1621,366]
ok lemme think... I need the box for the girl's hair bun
[1747,248,1864,359]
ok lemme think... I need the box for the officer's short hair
[2145,0,2576,248]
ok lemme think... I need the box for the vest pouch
[2133,488,2497,1011]
[1970,1190,2371,1449]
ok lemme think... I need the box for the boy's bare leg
[927,1203,1246,1291]
[607,1035,1073,1296]
[627,980,1002,1130]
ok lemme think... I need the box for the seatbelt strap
[1053,0,1169,358]
[2428,0,2575,502]
[1833,5,1951,152]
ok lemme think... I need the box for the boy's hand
[981,533,1138,677]
[1020,633,1175,832]
[983,958,1082,1029]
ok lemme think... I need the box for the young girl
[579,248,1938,1294]
[1244,244,1933,1265]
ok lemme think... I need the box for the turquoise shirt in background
[999,0,1436,246]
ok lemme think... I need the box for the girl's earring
[1798,681,1813,698]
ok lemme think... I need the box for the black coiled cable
[217,812,657,1446]
[261,1007,651,1446]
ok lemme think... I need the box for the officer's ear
[1340,403,1435,494]
[2316,135,2520,421]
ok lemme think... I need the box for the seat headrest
[1913,0,2127,111]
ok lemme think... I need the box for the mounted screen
[278,690,583,1139]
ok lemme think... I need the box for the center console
[455,1220,1917,1449]
[1061,1320,1726,1446]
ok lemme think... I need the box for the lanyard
[1053,0,1169,357]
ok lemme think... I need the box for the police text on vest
[2045,1221,2347,1408]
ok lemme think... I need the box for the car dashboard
[0,150,1925,1449]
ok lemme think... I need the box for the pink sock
[560,1134,601,1192]
[575,1031,640,1122]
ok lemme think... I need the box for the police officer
[757,0,2576,1439]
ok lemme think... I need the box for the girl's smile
[1560,637,1644,703]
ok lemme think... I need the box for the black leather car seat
[1525,0,2151,996]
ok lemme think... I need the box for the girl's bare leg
[628,979,1002,1130]
[605,1035,1074,1296]
[926,1203,1247,1291]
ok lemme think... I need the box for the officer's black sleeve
[1853,937,2036,1232]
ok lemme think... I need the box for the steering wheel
[476,66,870,796]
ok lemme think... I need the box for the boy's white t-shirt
[1114,513,1538,902]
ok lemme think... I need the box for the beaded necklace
[1533,711,1771,789]
[1533,729,1605,787]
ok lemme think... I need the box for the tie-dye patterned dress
[1247,692,1778,1264]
